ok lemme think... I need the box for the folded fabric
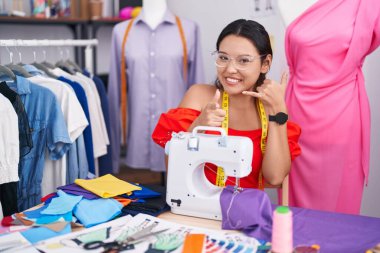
[14,213,34,226]
[121,185,169,217]
[73,198,123,228]
[23,205,48,219]
[41,190,82,215]
[75,174,141,198]
[123,184,161,199]
[21,223,71,244]
[113,197,132,207]
[35,212,72,225]
[1,216,20,226]
[220,186,273,241]
[57,183,100,200]
[41,193,57,203]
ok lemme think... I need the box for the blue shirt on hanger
[83,70,113,176]
[0,75,71,211]
[57,76,95,175]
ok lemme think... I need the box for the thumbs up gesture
[194,89,226,127]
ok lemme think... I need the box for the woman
[152,19,301,190]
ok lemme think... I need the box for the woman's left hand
[242,72,288,114]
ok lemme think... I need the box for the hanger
[0,46,16,80]
[5,47,32,78]
[40,50,56,69]
[55,47,76,75]
[0,65,16,81]
[31,51,58,79]
[64,49,82,73]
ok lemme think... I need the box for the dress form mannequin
[142,0,168,30]
[282,0,380,215]
[277,0,317,26]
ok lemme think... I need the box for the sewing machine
[165,126,253,220]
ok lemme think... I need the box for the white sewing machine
[165,126,253,220]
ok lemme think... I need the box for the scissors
[83,223,169,252]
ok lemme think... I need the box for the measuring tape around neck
[215,91,266,189]
[256,98,267,190]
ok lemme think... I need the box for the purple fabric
[291,206,380,253]
[57,184,99,200]
[220,186,273,241]
[220,187,380,253]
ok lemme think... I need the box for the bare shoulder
[178,84,217,110]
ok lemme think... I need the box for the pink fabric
[285,0,380,214]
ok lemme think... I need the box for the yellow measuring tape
[215,91,266,189]
[256,99,267,190]
[215,91,229,187]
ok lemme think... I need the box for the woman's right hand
[190,89,226,130]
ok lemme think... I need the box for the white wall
[166,0,380,218]
[0,0,379,218]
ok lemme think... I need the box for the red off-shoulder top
[152,108,301,189]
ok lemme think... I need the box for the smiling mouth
[225,77,241,84]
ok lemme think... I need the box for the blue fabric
[23,203,72,224]
[41,190,82,215]
[23,205,49,218]
[44,193,58,204]
[0,75,71,211]
[76,134,89,179]
[83,70,113,176]
[58,76,95,174]
[21,223,71,244]
[122,184,161,199]
[35,211,72,224]
[22,64,46,76]
[73,198,122,228]
[66,134,89,184]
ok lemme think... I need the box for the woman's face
[216,35,269,95]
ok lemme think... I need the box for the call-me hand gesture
[194,89,226,127]
[243,72,288,114]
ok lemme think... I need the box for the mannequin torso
[277,0,317,26]
[142,0,168,30]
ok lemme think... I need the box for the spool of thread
[271,206,293,253]
[131,6,142,18]
[119,6,133,20]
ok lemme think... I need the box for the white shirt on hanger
[0,93,19,185]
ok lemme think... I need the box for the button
[151,114,156,119]
[151,94,156,98]
[150,73,155,78]
[150,51,155,56]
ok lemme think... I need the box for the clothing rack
[0,39,98,74]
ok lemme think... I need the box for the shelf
[0,16,126,26]
[0,16,88,25]
[90,17,125,25]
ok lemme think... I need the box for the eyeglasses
[212,51,265,70]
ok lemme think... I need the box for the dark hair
[215,19,272,90]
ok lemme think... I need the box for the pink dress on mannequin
[285,0,380,214]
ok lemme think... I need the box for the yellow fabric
[74,174,141,198]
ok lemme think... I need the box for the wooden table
[158,211,223,231]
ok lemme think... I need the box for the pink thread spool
[271,206,293,253]
[119,6,133,20]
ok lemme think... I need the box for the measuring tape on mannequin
[215,91,266,189]
[120,16,188,146]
